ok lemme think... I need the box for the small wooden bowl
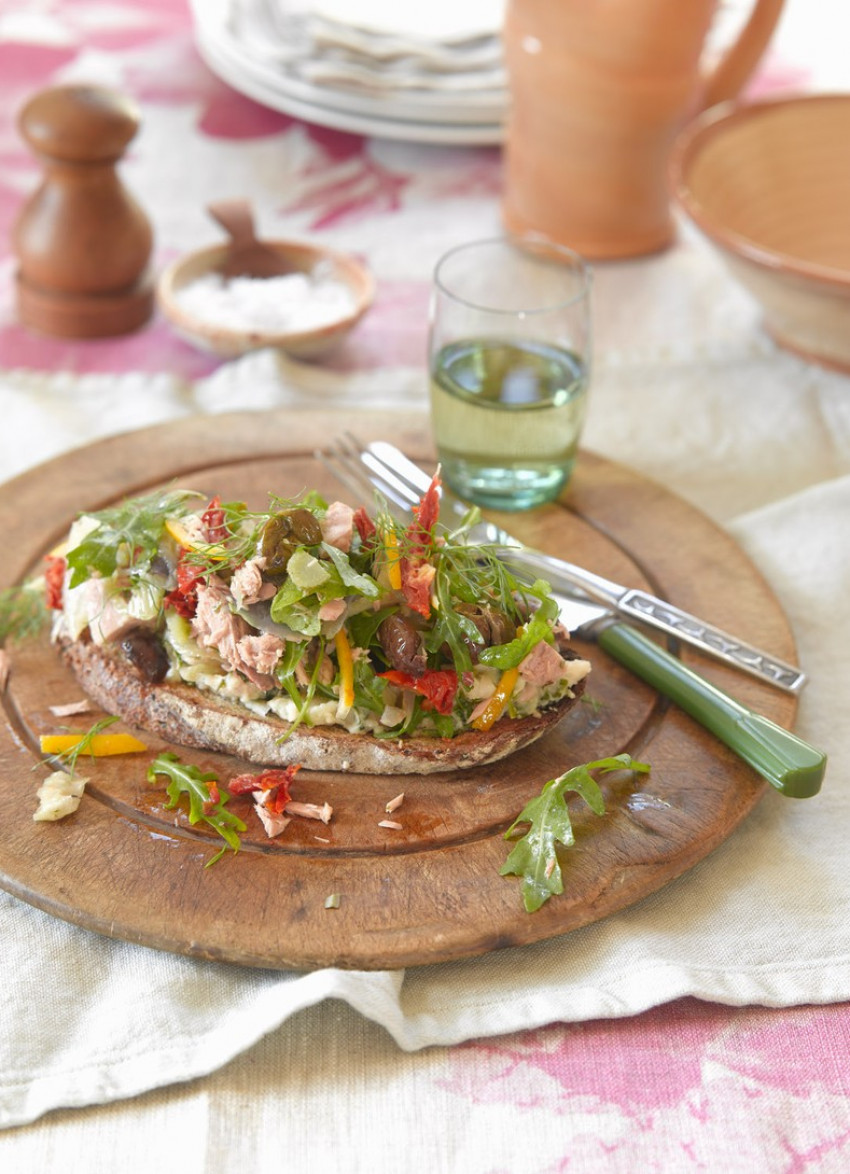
[157,240,374,360]
[670,94,850,371]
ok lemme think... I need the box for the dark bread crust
[57,635,586,775]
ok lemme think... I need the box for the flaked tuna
[320,500,355,552]
[519,639,570,687]
[230,557,276,608]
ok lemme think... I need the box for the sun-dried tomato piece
[397,472,441,618]
[228,765,301,814]
[201,495,228,544]
[353,505,377,545]
[378,667,458,716]
[163,557,203,618]
[44,555,66,610]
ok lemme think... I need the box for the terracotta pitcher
[501,0,785,258]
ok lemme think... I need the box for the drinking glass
[428,236,592,511]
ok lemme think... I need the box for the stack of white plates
[190,0,507,144]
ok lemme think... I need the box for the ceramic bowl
[157,239,375,360]
[670,93,850,371]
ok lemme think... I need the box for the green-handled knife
[559,594,826,799]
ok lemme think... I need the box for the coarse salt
[175,267,357,335]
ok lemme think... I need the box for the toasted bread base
[57,635,586,775]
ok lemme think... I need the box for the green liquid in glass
[429,338,589,510]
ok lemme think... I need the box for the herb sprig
[40,715,120,774]
[502,754,651,912]
[148,752,246,866]
[65,488,200,588]
[0,583,49,645]
[180,492,330,580]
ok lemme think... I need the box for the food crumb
[324,893,341,909]
[378,819,403,830]
[49,699,93,717]
[33,771,87,821]
[385,792,404,814]
[285,800,333,824]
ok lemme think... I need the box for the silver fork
[318,433,806,695]
[317,434,825,797]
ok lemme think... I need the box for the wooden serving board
[0,409,799,971]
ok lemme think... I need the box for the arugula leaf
[0,584,49,644]
[269,489,328,515]
[270,544,380,637]
[321,543,380,598]
[478,580,559,669]
[345,604,397,651]
[271,601,323,637]
[421,541,533,675]
[276,639,309,684]
[352,654,387,715]
[502,754,651,912]
[147,751,246,866]
[426,561,480,673]
[65,489,198,589]
[272,637,328,743]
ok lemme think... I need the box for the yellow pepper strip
[334,629,356,710]
[164,518,226,559]
[471,666,520,732]
[40,732,148,757]
[382,527,403,591]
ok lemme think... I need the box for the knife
[364,440,807,695]
[557,593,825,799]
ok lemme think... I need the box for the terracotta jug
[501,0,785,258]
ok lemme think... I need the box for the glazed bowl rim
[670,92,850,291]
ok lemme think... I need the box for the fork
[318,433,806,694]
[317,434,825,797]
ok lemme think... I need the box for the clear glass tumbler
[428,236,592,511]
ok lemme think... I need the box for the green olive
[261,508,323,577]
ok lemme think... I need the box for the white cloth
[2,217,850,1132]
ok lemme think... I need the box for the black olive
[120,627,170,684]
[261,508,323,578]
[482,606,517,647]
[452,603,518,663]
[443,605,518,662]
[378,614,427,677]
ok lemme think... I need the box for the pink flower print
[446,1000,724,1121]
[282,154,410,231]
[712,1003,850,1099]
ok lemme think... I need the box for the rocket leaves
[65,489,199,589]
[148,752,246,866]
[502,754,651,912]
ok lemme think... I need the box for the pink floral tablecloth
[2,3,850,1171]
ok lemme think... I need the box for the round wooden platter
[0,409,799,972]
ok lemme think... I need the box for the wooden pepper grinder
[12,83,154,338]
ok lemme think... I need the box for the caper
[261,508,323,577]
